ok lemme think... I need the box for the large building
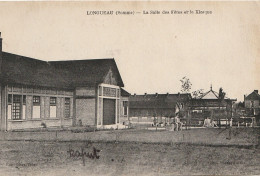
[0,33,128,131]
[129,93,191,124]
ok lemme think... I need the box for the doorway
[103,99,116,125]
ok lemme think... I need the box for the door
[103,99,116,125]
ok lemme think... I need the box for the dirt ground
[1,127,259,146]
[0,140,259,176]
[0,128,259,176]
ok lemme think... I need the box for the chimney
[254,90,258,94]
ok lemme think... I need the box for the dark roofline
[3,51,115,64]
[245,90,260,100]
[2,51,47,63]
[121,88,131,97]
[130,93,191,96]
[1,51,124,88]
[191,98,237,101]
[49,58,115,63]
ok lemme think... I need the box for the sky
[0,1,259,101]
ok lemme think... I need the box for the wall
[120,96,129,124]
[76,98,96,126]
[6,85,73,130]
[245,100,259,108]
[0,86,7,131]
[7,118,73,131]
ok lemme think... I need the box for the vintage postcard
[0,1,259,176]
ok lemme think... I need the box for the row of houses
[128,86,237,126]
[129,89,260,126]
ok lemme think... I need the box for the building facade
[244,90,260,116]
[119,88,131,124]
[0,33,127,131]
[188,86,236,126]
[129,93,191,124]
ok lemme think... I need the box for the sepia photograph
[0,1,259,176]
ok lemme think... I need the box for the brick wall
[76,98,96,126]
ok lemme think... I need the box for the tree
[218,87,226,101]
[218,87,226,128]
[180,77,192,93]
[192,89,204,99]
[180,77,192,128]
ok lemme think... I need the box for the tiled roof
[121,88,131,97]
[1,52,124,89]
[245,91,260,101]
[129,93,191,109]
[198,88,231,100]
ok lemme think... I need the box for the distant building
[129,93,191,124]
[0,33,127,131]
[188,86,236,123]
[244,90,260,116]
[232,101,245,118]
[119,88,130,124]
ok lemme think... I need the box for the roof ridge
[200,90,211,99]
[2,51,47,63]
[200,89,219,99]
[48,58,114,63]
[211,90,219,98]
[3,51,114,63]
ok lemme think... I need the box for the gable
[201,91,219,99]
[245,91,260,101]
[103,68,117,86]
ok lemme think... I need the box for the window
[251,101,254,108]
[8,95,12,120]
[8,94,26,120]
[8,94,12,104]
[22,95,26,119]
[23,95,26,104]
[65,98,70,118]
[50,97,56,105]
[33,96,41,118]
[12,95,22,120]
[33,96,40,105]
[123,101,128,116]
[50,97,57,118]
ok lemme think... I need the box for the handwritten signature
[67,147,101,160]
